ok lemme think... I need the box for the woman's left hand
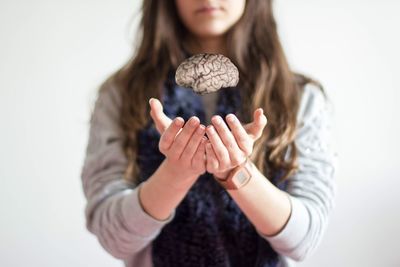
[205,109,267,179]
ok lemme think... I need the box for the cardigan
[138,70,290,267]
[80,72,337,266]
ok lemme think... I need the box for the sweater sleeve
[256,84,338,261]
[80,80,175,260]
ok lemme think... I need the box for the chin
[193,27,229,38]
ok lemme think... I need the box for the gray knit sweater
[80,82,337,267]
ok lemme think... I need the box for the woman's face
[175,0,246,39]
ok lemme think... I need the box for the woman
[81,0,337,266]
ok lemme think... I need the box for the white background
[0,0,399,266]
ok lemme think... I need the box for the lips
[196,6,223,14]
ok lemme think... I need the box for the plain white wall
[0,1,399,266]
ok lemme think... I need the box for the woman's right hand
[149,98,207,182]
[137,99,207,221]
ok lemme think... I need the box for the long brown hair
[102,0,319,184]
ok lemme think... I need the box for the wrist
[213,170,231,180]
[139,160,196,221]
[213,157,250,180]
[214,157,253,190]
[160,159,198,191]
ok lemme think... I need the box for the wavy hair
[101,0,320,184]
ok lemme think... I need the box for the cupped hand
[149,98,207,180]
[205,109,267,179]
[149,97,267,180]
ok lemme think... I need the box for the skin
[139,0,292,236]
[175,0,246,55]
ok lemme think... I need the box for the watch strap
[215,157,253,190]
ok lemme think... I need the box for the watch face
[236,169,248,184]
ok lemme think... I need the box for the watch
[215,157,253,190]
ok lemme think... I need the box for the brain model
[175,53,239,95]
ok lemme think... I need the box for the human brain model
[175,53,239,95]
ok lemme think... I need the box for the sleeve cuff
[257,195,310,251]
[120,182,176,238]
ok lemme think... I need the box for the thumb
[149,98,172,134]
[245,108,267,140]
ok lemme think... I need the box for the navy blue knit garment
[136,70,289,267]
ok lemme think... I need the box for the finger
[226,114,253,156]
[181,124,206,160]
[170,116,200,160]
[192,137,207,171]
[149,98,172,134]
[244,108,267,140]
[205,141,219,173]
[211,115,245,166]
[206,125,230,169]
[159,117,184,153]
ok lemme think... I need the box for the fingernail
[197,125,205,134]
[174,118,183,126]
[149,98,153,105]
[190,117,198,126]
[213,116,222,125]
[207,126,215,133]
[227,114,235,123]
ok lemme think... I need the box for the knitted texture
[136,70,288,267]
